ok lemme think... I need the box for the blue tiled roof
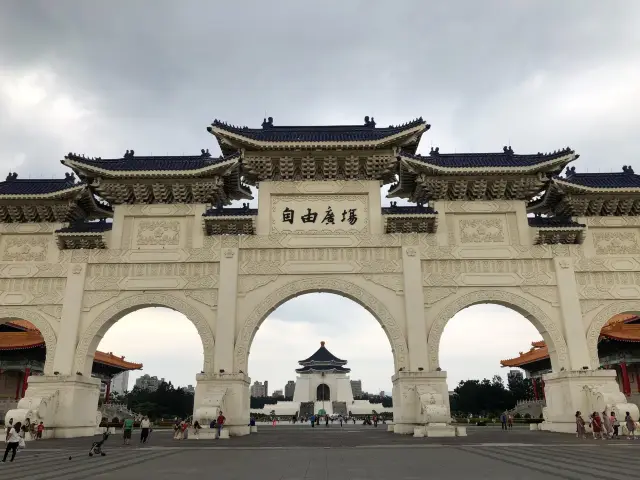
[527,217,585,228]
[295,365,351,373]
[557,166,640,189]
[401,146,575,169]
[299,343,346,365]
[203,204,257,217]
[56,221,113,234]
[63,150,240,172]
[381,203,437,215]
[0,173,79,195]
[209,117,428,143]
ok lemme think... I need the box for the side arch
[233,277,409,373]
[74,292,215,376]
[586,300,640,369]
[0,307,58,375]
[426,289,570,371]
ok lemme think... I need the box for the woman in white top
[2,421,22,463]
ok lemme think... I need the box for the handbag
[18,437,26,449]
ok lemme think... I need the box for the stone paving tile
[1,427,638,479]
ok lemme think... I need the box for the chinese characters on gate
[282,206,358,226]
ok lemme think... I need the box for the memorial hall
[0,114,639,437]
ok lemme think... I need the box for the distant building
[135,374,164,392]
[272,389,283,398]
[185,385,195,394]
[350,380,362,397]
[284,380,296,398]
[250,381,267,397]
[379,390,385,397]
[110,371,130,394]
[264,380,269,397]
[507,370,523,383]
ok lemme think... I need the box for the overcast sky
[2,2,639,392]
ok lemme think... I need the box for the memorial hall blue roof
[209,117,428,143]
[527,216,585,228]
[381,203,437,215]
[203,204,257,217]
[299,342,347,365]
[56,220,113,234]
[295,365,351,373]
[400,146,576,170]
[557,166,640,189]
[63,151,241,172]
[0,173,80,196]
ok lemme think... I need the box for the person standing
[36,422,45,440]
[625,411,635,439]
[575,411,586,438]
[216,411,226,438]
[500,413,507,430]
[139,417,151,444]
[591,412,603,439]
[339,415,343,427]
[122,417,134,445]
[601,410,612,439]
[507,414,514,430]
[611,411,620,438]
[2,421,22,463]
[325,415,329,428]
[310,414,315,428]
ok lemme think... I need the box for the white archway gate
[1,116,639,437]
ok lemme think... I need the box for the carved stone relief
[423,287,458,306]
[82,291,122,311]
[443,201,515,213]
[0,278,65,305]
[2,236,49,262]
[238,275,279,296]
[580,300,609,316]
[74,293,215,375]
[459,218,505,244]
[593,232,640,255]
[136,220,181,246]
[184,290,218,308]
[422,259,555,286]
[85,263,219,290]
[520,286,560,306]
[270,180,372,194]
[234,277,409,372]
[426,290,569,371]
[238,247,402,275]
[576,272,640,299]
[362,274,404,294]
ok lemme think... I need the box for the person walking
[192,421,201,439]
[122,417,134,445]
[625,411,635,439]
[339,415,343,427]
[139,417,151,444]
[310,414,315,428]
[575,411,586,439]
[36,422,44,440]
[500,413,507,431]
[601,410,612,439]
[325,415,329,428]
[2,421,22,463]
[611,411,620,438]
[173,419,182,440]
[507,414,514,430]
[591,412,603,440]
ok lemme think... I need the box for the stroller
[89,430,110,457]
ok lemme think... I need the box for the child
[36,422,44,440]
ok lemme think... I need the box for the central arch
[317,383,330,401]
[74,293,215,376]
[427,289,570,371]
[0,307,58,375]
[234,277,409,373]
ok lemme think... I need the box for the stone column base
[192,372,251,437]
[391,370,452,434]
[4,374,101,439]
[541,369,639,433]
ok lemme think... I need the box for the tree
[507,374,534,402]
[450,376,515,417]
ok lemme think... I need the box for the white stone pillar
[52,263,87,375]
[214,246,239,374]
[401,246,430,371]
[553,257,591,370]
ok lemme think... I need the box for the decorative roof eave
[62,154,241,179]
[295,367,351,374]
[383,213,438,234]
[554,177,640,195]
[500,345,550,367]
[398,151,576,175]
[93,351,143,370]
[0,184,85,201]
[202,216,256,236]
[532,228,585,245]
[55,231,108,250]
[208,123,428,152]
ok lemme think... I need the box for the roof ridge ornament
[123,150,135,159]
[429,146,440,156]
[503,146,514,155]
[364,116,376,128]
[262,117,274,129]
[64,172,76,184]
[623,165,635,174]
[200,148,211,157]
[5,172,18,181]
[565,166,576,177]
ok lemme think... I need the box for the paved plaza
[2,425,639,479]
